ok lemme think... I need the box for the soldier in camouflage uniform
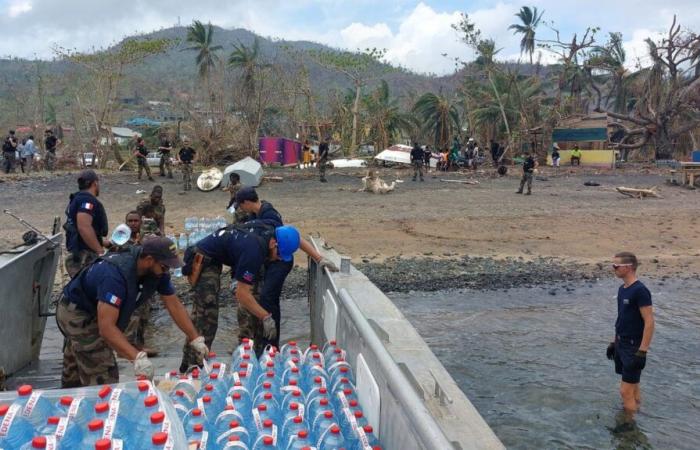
[137,185,166,234]
[318,139,329,183]
[57,237,207,387]
[178,139,196,191]
[158,136,174,178]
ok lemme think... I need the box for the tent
[222,157,263,187]
[374,144,437,168]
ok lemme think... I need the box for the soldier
[158,135,174,178]
[516,151,538,195]
[2,130,18,174]
[235,187,338,353]
[57,236,208,387]
[134,137,154,181]
[64,170,108,278]
[44,129,60,172]
[410,142,424,182]
[318,138,329,183]
[178,138,196,191]
[179,223,301,372]
[137,185,166,234]
[125,210,142,245]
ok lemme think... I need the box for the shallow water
[390,278,700,450]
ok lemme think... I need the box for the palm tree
[184,21,223,79]
[508,6,544,65]
[412,92,460,150]
[588,33,636,113]
[228,38,261,99]
[363,80,415,150]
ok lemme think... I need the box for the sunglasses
[612,263,633,269]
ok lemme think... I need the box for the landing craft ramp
[308,237,504,450]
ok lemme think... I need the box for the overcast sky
[0,0,698,74]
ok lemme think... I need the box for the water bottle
[280,391,304,416]
[311,410,336,438]
[352,425,381,450]
[279,402,303,430]
[214,420,251,448]
[255,371,277,392]
[340,409,368,446]
[251,404,278,435]
[92,402,130,441]
[170,390,194,420]
[183,408,207,434]
[331,377,355,396]
[214,408,246,437]
[322,344,344,365]
[307,396,331,423]
[321,340,337,356]
[171,379,197,407]
[0,404,35,450]
[80,419,106,449]
[232,343,256,367]
[252,382,275,406]
[286,429,313,450]
[178,233,188,250]
[251,435,276,450]
[139,411,169,445]
[149,431,169,449]
[281,366,301,387]
[302,352,325,376]
[328,362,354,388]
[317,424,346,450]
[19,436,50,450]
[280,416,305,448]
[186,422,208,444]
[280,341,300,361]
[229,391,252,422]
[237,361,259,387]
[334,387,359,413]
[256,419,278,446]
[195,395,220,422]
[13,385,55,427]
[220,435,250,449]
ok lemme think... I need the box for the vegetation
[1,11,699,163]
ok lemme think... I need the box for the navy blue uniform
[614,280,652,383]
[62,251,174,330]
[66,191,108,252]
[196,229,265,285]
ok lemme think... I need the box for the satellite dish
[111,223,132,246]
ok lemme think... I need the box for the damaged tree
[607,16,700,159]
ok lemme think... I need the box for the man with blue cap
[179,218,304,370]
[235,187,338,354]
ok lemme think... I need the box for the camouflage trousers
[412,160,424,180]
[518,172,533,193]
[318,159,328,181]
[125,296,152,349]
[159,155,173,178]
[44,151,56,171]
[137,157,152,180]
[182,163,193,191]
[56,301,119,388]
[180,262,221,372]
[64,249,98,279]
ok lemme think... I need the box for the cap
[275,225,300,262]
[78,169,98,183]
[141,236,183,268]
[234,186,258,205]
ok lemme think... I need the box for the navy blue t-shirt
[64,259,174,330]
[615,280,652,339]
[67,191,108,252]
[249,201,283,227]
[196,229,265,285]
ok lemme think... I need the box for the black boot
[516,190,523,194]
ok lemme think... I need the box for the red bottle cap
[228,435,241,441]
[88,419,104,431]
[209,373,219,380]
[202,396,211,403]
[263,418,273,428]
[152,432,168,445]
[232,392,241,400]
[258,404,267,411]
[299,429,308,438]
[264,392,272,400]
[364,425,374,433]
[0,405,8,416]
[320,398,329,405]
[192,409,202,416]
[47,416,60,425]
[175,390,185,397]
[204,384,213,392]
[97,386,112,398]
[310,344,318,350]
[31,436,47,448]
[137,382,150,392]
[263,436,274,445]
[208,351,217,358]
[193,423,204,432]
[212,362,221,369]
[17,385,33,396]
[263,381,272,389]
[319,388,328,394]
[144,395,158,407]
[229,420,240,428]
[354,410,364,418]
[60,396,73,406]
[293,415,303,423]
[289,380,298,386]
[331,425,341,434]
[324,411,333,418]
[94,439,111,450]
[151,411,165,424]
[290,402,299,410]
[94,402,109,414]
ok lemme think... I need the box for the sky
[0,0,698,75]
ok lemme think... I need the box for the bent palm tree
[364,80,415,150]
[508,6,544,65]
[228,38,261,99]
[184,20,223,79]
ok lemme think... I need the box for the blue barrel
[692,150,700,162]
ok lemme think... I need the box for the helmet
[275,226,300,262]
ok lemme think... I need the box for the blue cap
[275,226,300,262]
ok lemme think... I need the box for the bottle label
[0,403,20,437]
[298,404,305,420]
[197,398,206,416]
[310,365,328,378]
[45,435,57,450]
[245,362,252,378]
[281,385,300,393]
[271,424,278,445]
[162,416,171,434]
[232,372,241,384]
[67,397,82,420]
[315,423,336,449]
[252,408,263,432]
[54,417,70,439]
[327,360,349,374]
[357,428,370,448]
[21,391,43,418]
[225,396,234,408]
[219,363,227,376]
[112,439,123,450]
[102,401,120,439]
[202,358,211,373]
[109,388,122,403]
[200,431,209,450]
[337,391,349,410]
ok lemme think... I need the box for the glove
[318,257,339,272]
[189,336,209,363]
[262,314,277,341]
[606,342,615,360]
[134,351,154,380]
[629,350,647,371]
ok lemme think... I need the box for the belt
[616,335,641,345]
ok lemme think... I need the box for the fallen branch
[616,186,661,198]
[440,179,480,185]
[262,176,284,183]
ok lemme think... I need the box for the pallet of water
[0,340,382,450]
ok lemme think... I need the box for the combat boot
[525,190,532,195]
[516,189,523,194]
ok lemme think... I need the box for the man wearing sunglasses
[606,252,655,416]
[57,236,208,387]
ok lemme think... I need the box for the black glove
[606,342,615,360]
[629,350,647,371]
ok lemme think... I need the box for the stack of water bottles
[0,381,186,450]
[170,339,383,450]
[168,216,228,278]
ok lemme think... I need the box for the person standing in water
[607,252,655,416]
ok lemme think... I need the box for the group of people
[300,138,331,182]
[2,128,60,174]
[131,135,197,191]
[57,168,338,387]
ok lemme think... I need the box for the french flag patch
[82,202,94,210]
[106,293,122,307]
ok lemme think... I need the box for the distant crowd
[2,128,61,174]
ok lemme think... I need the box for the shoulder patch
[82,202,94,210]
[106,293,122,307]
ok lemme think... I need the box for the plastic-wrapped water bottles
[311,410,336,439]
[12,385,56,428]
[149,431,169,449]
[80,419,106,449]
[0,404,36,449]
[178,233,189,250]
[19,436,51,450]
[353,425,381,450]
[280,415,305,448]
[251,434,276,450]
[214,419,251,449]
[317,424,347,450]
[183,408,207,434]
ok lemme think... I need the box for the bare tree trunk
[350,82,361,157]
